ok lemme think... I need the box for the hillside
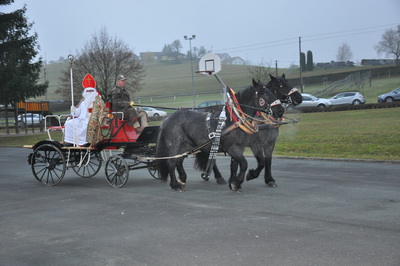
[38,61,400,108]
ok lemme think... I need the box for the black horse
[197,74,303,188]
[156,79,285,191]
[242,74,303,186]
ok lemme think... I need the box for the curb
[272,155,400,164]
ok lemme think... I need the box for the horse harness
[225,86,281,134]
[269,80,299,105]
[201,86,280,180]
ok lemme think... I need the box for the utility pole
[44,67,47,101]
[299,37,304,93]
[275,60,278,76]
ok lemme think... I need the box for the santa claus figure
[64,74,100,146]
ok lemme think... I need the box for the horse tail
[156,127,169,182]
[194,151,209,172]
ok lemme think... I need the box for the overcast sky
[4,0,400,67]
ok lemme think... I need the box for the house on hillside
[227,56,245,65]
[315,61,354,69]
[361,59,394,66]
[140,52,161,63]
[215,53,246,65]
[140,51,185,63]
[215,53,231,62]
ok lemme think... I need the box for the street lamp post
[184,35,196,108]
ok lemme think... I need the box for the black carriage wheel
[71,151,102,178]
[31,144,66,186]
[105,155,129,188]
[148,162,159,179]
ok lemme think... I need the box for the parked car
[294,93,332,108]
[197,100,224,108]
[377,87,400,103]
[330,92,366,106]
[15,113,44,125]
[141,107,167,117]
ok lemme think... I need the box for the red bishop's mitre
[82,73,96,88]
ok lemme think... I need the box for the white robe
[64,88,97,145]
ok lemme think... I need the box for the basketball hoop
[197,53,227,102]
[195,70,214,76]
[198,53,221,76]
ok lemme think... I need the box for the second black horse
[156,79,285,191]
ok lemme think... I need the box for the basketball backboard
[198,53,221,75]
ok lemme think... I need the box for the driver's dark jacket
[108,85,131,113]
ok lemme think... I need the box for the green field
[1,107,399,161]
[2,62,400,162]
[275,108,400,161]
[38,62,400,107]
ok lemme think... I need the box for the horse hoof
[216,177,227,185]
[246,170,258,181]
[171,187,185,192]
[267,182,277,187]
[229,183,242,192]
[201,173,210,181]
[177,179,186,187]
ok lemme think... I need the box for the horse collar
[225,87,259,134]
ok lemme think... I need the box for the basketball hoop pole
[214,74,228,102]
[196,70,227,102]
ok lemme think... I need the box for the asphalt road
[1,147,399,266]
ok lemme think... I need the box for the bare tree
[248,59,272,83]
[57,27,145,102]
[375,25,400,65]
[190,46,209,61]
[336,43,353,61]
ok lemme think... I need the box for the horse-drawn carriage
[24,111,160,188]
[24,54,302,191]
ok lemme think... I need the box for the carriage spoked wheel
[148,162,159,179]
[31,143,66,186]
[71,151,102,178]
[105,155,129,188]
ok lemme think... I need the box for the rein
[258,115,300,129]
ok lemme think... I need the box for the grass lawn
[274,108,400,161]
[1,108,399,162]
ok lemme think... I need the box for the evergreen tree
[306,50,313,71]
[300,52,306,71]
[0,1,47,108]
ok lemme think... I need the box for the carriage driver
[108,75,148,134]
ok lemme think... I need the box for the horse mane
[266,78,277,94]
[235,85,255,103]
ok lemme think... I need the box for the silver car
[141,107,167,117]
[15,113,44,125]
[197,100,224,108]
[296,93,332,108]
[330,92,366,106]
[378,88,400,103]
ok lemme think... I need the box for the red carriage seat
[108,116,140,142]
[102,102,139,142]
